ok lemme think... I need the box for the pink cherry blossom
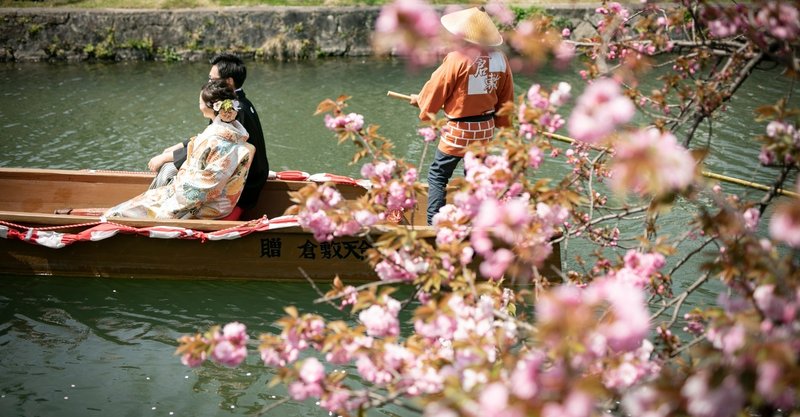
[610,128,695,197]
[485,0,515,25]
[510,350,545,399]
[622,385,672,417]
[769,202,800,247]
[479,248,515,280]
[478,383,524,417]
[415,310,458,341]
[553,41,576,68]
[755,1,800,41]
[356,355,394,385]
[418,126,437,142]
[288,357,326,401]
[549,82,572,106]
[320,389,351,412]
[707,17,740,38]
[541,390,593,417]
[528,145,543,169]
[567,78,635,143]
[609,250,665,288]
[324,112,364,133]
[358,296,401,337]
[742,207,760,231]
[682,371,744,417]
[211,322,249,367]
[602,340,661,390]
[179,334,208,368]
[405,359,445,395]
[373,0,442,68]
[757,360,796,409]
[753,284,788,322]
[181,351,206,368]
[432,204,470,245]
[299,356,325,384]
[374,247,429,282]
[593,279,650,352]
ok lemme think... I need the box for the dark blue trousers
[426,148,463,225]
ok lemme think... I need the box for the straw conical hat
[440,7,503,47]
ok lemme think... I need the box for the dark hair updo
[201,79,237,114]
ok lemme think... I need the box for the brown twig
[299,267,341,310]
[650,271,712,322]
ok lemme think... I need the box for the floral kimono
[105,118,254,219]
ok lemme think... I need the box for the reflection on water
[0,277,377,417]
[0,58,797,416]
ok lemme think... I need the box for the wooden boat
[0,167,561,281]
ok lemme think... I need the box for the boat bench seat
[219,206,243,221]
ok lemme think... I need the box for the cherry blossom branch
[666,237,715,278]
[313,278,405,304]
[758,164,795,215]
[670,335,705,358]
[586,150,608,224]
[364,389,423,413]
[650,271,712,322]
[683,49,764,147]
[299,267,342,310]
[494,307,537,335]
[355,131,380,161]
[254,397,291,417]
[551,205,650,244]
[596,15,624,76]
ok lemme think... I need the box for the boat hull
[0,227,377,281]
[0,167,562,282]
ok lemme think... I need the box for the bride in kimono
[104,79,255,219]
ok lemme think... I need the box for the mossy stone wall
[0,6,600,62]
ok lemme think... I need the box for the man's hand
[148,152,172,172]
[409,94,420,107]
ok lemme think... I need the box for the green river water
[0,58,797,416]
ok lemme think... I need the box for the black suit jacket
[173,89,269,209]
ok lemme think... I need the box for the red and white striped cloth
[0,169,367,249]
[0,215,301,249]
[275,170,369,188]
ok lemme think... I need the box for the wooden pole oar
[538,132,799,198]
[387,91,413,102]
[385,91,798,198]
[700,170,798,197]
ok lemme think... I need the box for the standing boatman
[409,6,515,225]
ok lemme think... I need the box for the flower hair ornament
[212,99,240,123]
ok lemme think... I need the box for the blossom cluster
[323,112,364,133]
[176,322,248,368]
[758,118,800,166]
[518,82,570,139]
[418,277,661,417]
[769,181,800,248]
[361,159,419,213]
[431,149,569,282]
[703,1,800,42]
[372,0,442,68]
[610,128,696,198]
[294,183,373,242]
[567,78,635,144]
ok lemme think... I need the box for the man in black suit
[148,53,269,211]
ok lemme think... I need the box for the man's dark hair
[210,53,247,89]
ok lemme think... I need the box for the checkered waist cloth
[438,119,496,157]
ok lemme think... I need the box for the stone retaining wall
[0,6,601,62]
